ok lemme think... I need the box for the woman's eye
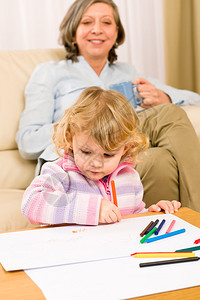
[103,21,111,25]
[82,20,92,25]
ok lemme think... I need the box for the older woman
[16,0,200,211]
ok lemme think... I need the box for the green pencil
[175,245,200,252]
[140,227,157,244]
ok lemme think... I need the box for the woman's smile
[74,3,118,67]
[89,39,104,44]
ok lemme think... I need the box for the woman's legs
[137,103,200,212]
[136,147,179,208]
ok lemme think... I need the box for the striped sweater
[21,154,147,226]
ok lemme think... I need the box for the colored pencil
[154,219,166,235]
[131,252,195,258]
[140,221,154,237]
[145,219,159,234]
[165,219,176,234]
[145,228,186,243]
[175,245,200,252]
[111,180,118,207]
[140,227,157,244]
[194,238,200,244]
[139,257,200,268]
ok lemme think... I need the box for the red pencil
[111,180,118,207]
[194,238,200,244]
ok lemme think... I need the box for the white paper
[25,256,200,300]
[0,214,200,271]
[1,214,200,299]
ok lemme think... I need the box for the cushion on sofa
[0,48,66,190]
[0,150,36,189]
[182,106,200,140]
[0,189,38,232]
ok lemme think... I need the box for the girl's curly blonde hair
[53,86,149,164]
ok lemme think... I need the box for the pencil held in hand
[111,180,118,207]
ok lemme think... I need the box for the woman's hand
[148,200,181,214]
[132,78,171,108]
[99,199,122,224]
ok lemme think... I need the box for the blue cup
[109,81,143,108]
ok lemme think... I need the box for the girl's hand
[99,199,122,224]
[132,78,171,108]
[148,200,181,214]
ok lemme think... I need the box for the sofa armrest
[181,106,200,142]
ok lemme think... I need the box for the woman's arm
[133,77,200,107]
[133,78,171,108]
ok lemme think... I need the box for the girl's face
[74,2,118,63]
[72,132,128,181]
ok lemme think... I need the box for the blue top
[16,56,200,173]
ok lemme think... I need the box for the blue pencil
[154,219,166,235]
[145,228,186,243]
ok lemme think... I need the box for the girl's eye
[81,150,91,155]
[104,153,114,158]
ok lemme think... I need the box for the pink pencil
[165,220,176,234]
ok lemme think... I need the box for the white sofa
[0,48,200,232]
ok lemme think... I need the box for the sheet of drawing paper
[25,255,200,300]
[0,214,200,271]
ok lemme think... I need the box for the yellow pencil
[131,252,195,258]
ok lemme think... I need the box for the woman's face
[74,2,118,63]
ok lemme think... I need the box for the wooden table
[1,207,200,300]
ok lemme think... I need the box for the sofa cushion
[0,189,38,232]
[0,48,66,151]
[182,106,200,140]
[0,48,66,190]
[0,150,36,189]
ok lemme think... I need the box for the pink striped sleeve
[21,163,103,226]
[72,193,102,226]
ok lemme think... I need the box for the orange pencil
[111,180,118,207]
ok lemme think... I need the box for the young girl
[21,87,181,225]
